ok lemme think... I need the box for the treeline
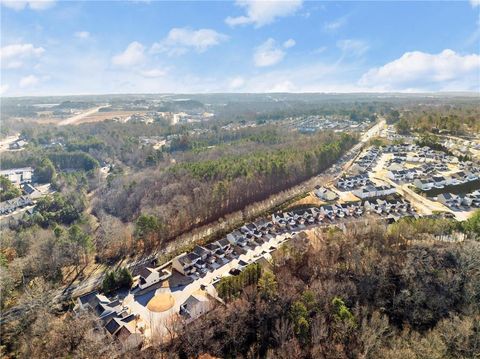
[216,263,262,300]
[401,103,480,135]
[94,133,356,250]
[47,151,99,171]
[0,150,98,173]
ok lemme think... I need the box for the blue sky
[1,0,479,96]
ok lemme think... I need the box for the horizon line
[2,90,480,99]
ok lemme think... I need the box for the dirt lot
[288,192,326,209]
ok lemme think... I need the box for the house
[75,288,145,346]
[96,298,125,322]
[414,179,434,191]
[8,139,27,150]
[136,266,170,290]
[204,242,221,254]
[432,176,447,188]
[466,191,480,207]
[76,290,110,312]
[387,169,419,182]
[240,223,257,235]
[172,252,201,276]
[254,218,271,230]
[438,193,461,208]
[217,238,233,255]
[320,205,336,220]
[105,314,143,348]
[180,291,213,321]
[314,186,338,201]
[0,167,33,186]
[353,184,395,199]
[336,173,369,190]
[22,183,37,195]
[227,230,245,244]
[192,245,210,260]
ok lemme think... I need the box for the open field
[57,106,106,125]
[15,109,148,126]
[66,110,148,125]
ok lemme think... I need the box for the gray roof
[105,318,122,335]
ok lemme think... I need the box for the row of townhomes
[438,191,480,210]
[172,238,234,277]
[336,173,372,190]
[173,196,416,280]
[354,146,381,171]
[0,196,33,216]
[414,171,479,191]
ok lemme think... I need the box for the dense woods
[400,103,480,135]
[94,132,356,249]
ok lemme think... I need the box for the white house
[314,186,338,201]
[180,292,213,321]
[136,267,170,290]
[0,167,33,186]
[172,252,201,276]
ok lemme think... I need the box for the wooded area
[94,132,356,251]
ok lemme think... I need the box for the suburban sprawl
[1,93,479,358]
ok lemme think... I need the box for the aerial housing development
[25,107,473,349]
[1,0,480,357]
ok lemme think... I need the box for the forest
[93,132,356,251]
[2,216,479,358]
[399,103,480,135]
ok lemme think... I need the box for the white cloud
[74,31,90,39]
[139,68,167,78]
[151,28,228,56]
[0,84,9,95]
[470,0,480,7]
[0,0,55,11]
[112,41,145,67]
[283,38,296,48]
[254,38,286,67]
[237,61,358,92]
[0,43,45,68]
[324,16,347,32]
[229,76,245,89]
[313,46,327,54]
[19,74,40,88]
[225,0,302,28]
[337,39,369,57]
[359,49,480,91]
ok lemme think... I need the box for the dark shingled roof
[105,318,122,335]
